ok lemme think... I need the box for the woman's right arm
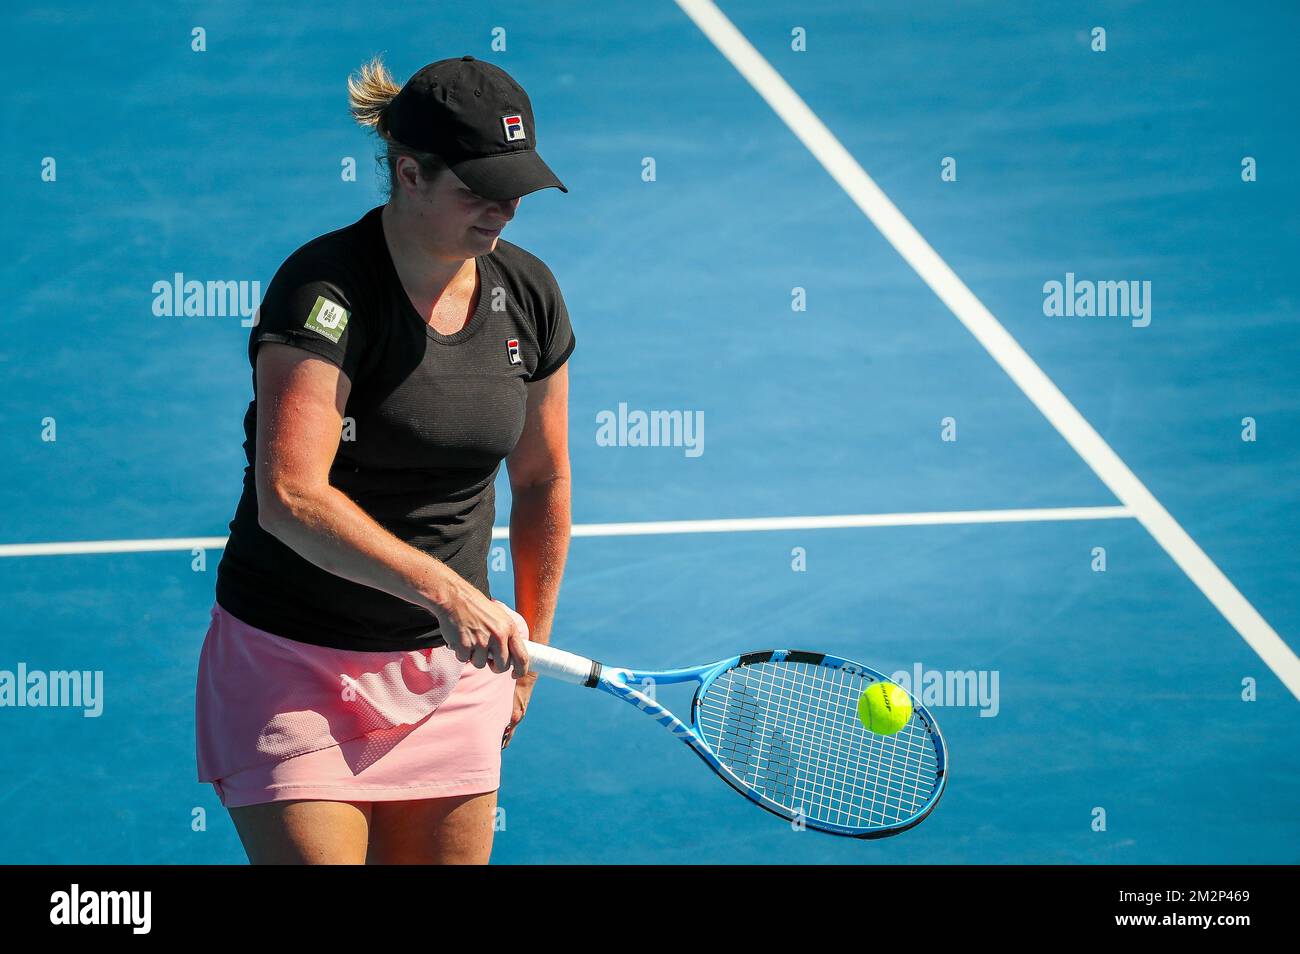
[253,342,529,676]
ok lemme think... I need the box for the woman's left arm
[502,364,572,745]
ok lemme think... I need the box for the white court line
[675,0,1300,701]
[0,506,1131,557]
[564,506,1131,538]
[0,537,232,557]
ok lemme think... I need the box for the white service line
[0,537,233,558]
[0,507,1131,557]
[560,506,1132,538]
[674,0,1300,700]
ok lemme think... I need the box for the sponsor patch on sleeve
[304,296,350,343]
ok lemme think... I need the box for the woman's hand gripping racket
[524,642,947,838]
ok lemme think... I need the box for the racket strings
[697,661,942,830]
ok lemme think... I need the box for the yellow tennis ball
[857,682,912,735]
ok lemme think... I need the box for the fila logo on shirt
[501,114,526,142]
[505,338,522,365]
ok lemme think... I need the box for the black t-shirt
[215,205,575,651]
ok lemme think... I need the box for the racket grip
[525,641,600,686]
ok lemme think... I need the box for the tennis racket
[524,642,947,838]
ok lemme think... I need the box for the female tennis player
[194,55,574,864]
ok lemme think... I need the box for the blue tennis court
[2,0,1297,863]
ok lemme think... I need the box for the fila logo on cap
[506,338,522,365]
[501,114,526,142]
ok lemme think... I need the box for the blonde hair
[348,55,448,196]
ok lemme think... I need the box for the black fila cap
[385,55,568,201]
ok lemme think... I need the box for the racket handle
[525,641,601,686]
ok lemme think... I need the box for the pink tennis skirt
[195,601,519,808]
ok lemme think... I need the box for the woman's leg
[229,799,372,864]
[366,791,499,864]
